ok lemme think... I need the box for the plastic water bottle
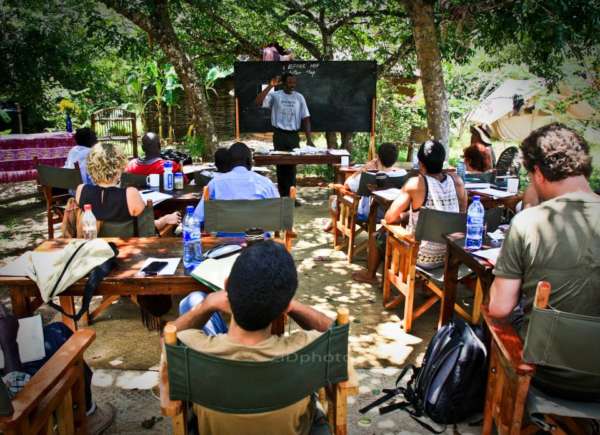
[163,161,174,191]
[465,196,485,250]
[81,204,97,239]
[412,149,420,170]
[457,160,466,181]
[182,206,202,270]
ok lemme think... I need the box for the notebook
[190,254,240,291]
[0,315,45,369]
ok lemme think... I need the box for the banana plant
[163,64,183,143]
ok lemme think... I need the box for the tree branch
[330,9,407,33]
[378,41,413,75]
[284,0,320,25]
[99,0,153,34]
[270,10,322,58]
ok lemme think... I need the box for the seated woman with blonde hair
[75,142,180,233]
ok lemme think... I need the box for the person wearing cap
[464,124,495,173]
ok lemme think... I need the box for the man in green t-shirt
[489,123,600,401]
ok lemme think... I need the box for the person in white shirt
[255,72,314,197]
[64,127,97,184]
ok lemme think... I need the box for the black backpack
[360,320,488,432]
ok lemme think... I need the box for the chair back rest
[166,323,349,413]
[356,172,407,196]
[524,307,600,376]
[485,207,503,232]
[120,172,147,188]
[37,164,82,190]
[495,146,520,175]
[414,208,466,244]
[194,171,213,189]
[98,203,155,237]
[204,198,294,232]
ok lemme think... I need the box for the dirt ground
[0,180,480,435]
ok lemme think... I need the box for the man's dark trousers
[273,128,299,197]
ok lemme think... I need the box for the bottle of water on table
[457,159,466,181]
[163,160,174,191]
[183,205,202,270]
[465,195,484,250]
[81,204,97,239]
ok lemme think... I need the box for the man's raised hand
[270,75,282,87]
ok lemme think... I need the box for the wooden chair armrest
[382,222,416,243]
[339,362,359,396]
[159,345,183,417]
[159,223,177,238]
[482,306,535,376]
[2,329,95,424]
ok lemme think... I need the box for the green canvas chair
[98,200,156,238]
[120,172,147,188]
[159,308,358,435]
[482,281,600,435]
[36,158,83,239]
[203,187,296,252]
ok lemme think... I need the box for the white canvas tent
[468,79,599,143]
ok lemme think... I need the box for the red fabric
[125,158,183,176]
[0,133,76,183]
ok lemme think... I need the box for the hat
[471,124,493,146]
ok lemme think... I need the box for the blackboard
[235,61,377,133]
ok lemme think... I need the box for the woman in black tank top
[75,143,181,230]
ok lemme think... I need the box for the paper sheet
[465,182,491,190]
[472,248,501,265]
[191,254,240,291]
[328,149,350,156]
[138,257,180,276]
[0,315,45,368]
[471,188,515,198]
[373,188,402,201]
[0,252,31,276]
[140,190,173,206]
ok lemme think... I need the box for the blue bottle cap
[164,160,173,169]
[186,205,194,214]
[473,195,480,200]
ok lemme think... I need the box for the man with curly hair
[489,123,600,401]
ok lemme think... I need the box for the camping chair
[381,207,500,332]
[482,281,600,435]
[159,308,358,435]
[36,158,82,239]
[203,186,296,252]
[0,329,95,435]
[330,183,368,263]
[193,171,213,189]
[495,146,521,176]
[120,172,147,188]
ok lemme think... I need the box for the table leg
[59,296,78,331]
[10,288,31,318]
[439,245,460,328]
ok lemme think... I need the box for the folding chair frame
[330,184,369,263]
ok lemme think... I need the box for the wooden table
[467,189,522,211]
[253,153,342,166]
[439,232,496,328]
[151,185,202,214]
[1,236,235,331]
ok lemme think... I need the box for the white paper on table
[488,229,505,241]
[140,191,173,206]
[138,257,180,276]
[328,149,350,156]
[374,188,402,201]
[340,156,350,167]
[0,315,45,368]
[465,182,491,190]
[0,253,32,276]
[472,248,501,264]
[471,188,515,198]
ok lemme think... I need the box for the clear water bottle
[457,160,466,181]
[182,205,202,270]
[163,160,174,191]
[81,204,97,239]
[412,149,420,170]
[465,196,485,250]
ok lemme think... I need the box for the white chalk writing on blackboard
[285,63,320,77]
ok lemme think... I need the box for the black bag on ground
[360,319,487,430]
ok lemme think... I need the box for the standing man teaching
[255,72,314,198]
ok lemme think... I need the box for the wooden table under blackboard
[253,153,342,167]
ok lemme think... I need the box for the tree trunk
[100,0,218,157]
[406,0,450,153]
[151,2,217,156]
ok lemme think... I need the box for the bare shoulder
[403,173,422,192]
[75,184,84,202]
